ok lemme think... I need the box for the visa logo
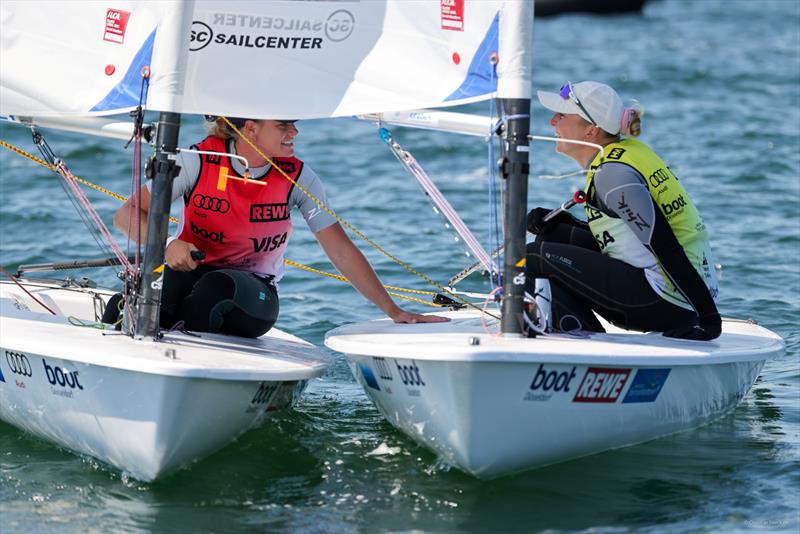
[573,367,631,403]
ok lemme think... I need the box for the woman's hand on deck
[388,308,450,324]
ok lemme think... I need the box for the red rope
[0,267,57,315]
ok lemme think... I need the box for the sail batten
[1,1,532,120]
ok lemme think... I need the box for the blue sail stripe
[90,29,156,113]
[445,13,499,102]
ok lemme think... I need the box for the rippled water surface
[1,1,798,532]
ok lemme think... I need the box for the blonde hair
[620,100,645,137]
[205,117,255,140]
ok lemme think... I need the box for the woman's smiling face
[250,120,298,158]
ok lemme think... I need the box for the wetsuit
[154,137,336,337]
[525,138,719,335]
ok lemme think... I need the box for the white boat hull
[0,280,330,480]
[325,311,784,478]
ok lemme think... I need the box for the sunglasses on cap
[559,82,597,127]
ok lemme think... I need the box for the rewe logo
[250,203,289,223]
[661,195,686,216]
[529,364,577,392]
[573,367,630,403]
[191,222,226,243]
[396,360,425,387]
[43,360,84,390]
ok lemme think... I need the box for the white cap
[537,81,624,135]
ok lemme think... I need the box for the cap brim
[537,90,585,120]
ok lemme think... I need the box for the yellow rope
[1,138,446,308]
[222,118,497,319]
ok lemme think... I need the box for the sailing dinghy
[0,0,537,480]
[323,2,785,478]
[0,1,783,481]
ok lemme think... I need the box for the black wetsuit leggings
[159,265,279,338]
[525,223,697,333]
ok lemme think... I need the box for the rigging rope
[0,139,444,308]
[221,117,499,320]
[487,62,503,291]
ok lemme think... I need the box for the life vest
[584,138,718,309]
[176,136,303,280]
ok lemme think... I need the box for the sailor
[526,81,721,340]
[114,117,447,337]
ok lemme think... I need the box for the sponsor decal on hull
[395,359,425,397]
[43,359,84,398]
[246,381,279,413]
[6,350,33,377]
[525,365,658,405]
[573,367,631,403]
[372,357,393,394]
[622,368,671,403]
[524,364,578,402]
[358,363,381,391]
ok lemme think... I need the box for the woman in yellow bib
[526,81,720,340]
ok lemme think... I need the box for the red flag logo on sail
[104,9,131,44]
[441,0,464,31]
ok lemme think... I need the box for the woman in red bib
[115,117,446,337]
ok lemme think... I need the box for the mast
[498,0,534,335]
[135,112,181,339]
[500,100,530,335]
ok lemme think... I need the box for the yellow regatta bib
[584,138,718,309]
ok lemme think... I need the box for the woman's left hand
[389,308,450,324]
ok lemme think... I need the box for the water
[1,1,798,532]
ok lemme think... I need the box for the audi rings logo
[5,351,32,377]
[325,10,355,42]
[193,195,230,213]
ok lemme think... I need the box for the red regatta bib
[176,136,302,279]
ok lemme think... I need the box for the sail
[0,0,532,119]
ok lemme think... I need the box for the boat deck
[325,310,784,365]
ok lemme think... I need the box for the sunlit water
[1,1,798,532]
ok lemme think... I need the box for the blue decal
[622,368,671,403]
[358,363,380,391]
[445,13,499,102]
[0,362,5,382]
[91,29,156,112]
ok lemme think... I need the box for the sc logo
[325,10,355,42]
[190,21,214,51]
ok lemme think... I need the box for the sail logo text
[208,10,355,42]
[103,8,131,44]
[573,367,631,403]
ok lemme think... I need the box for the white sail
[0,0,532,120]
